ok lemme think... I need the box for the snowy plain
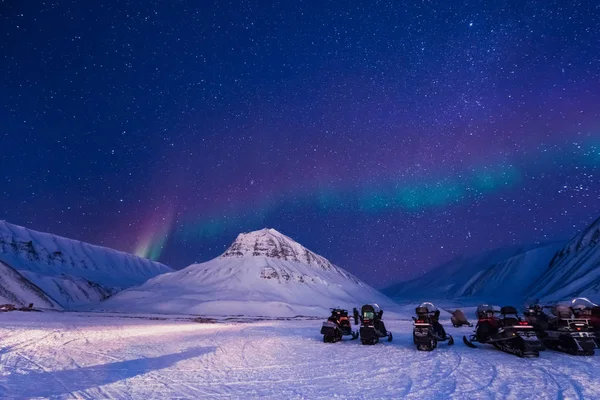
[1,310,599,399]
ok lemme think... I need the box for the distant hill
[0,220,172,308]
[384,215,600,304]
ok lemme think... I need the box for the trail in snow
[0,312,598,399]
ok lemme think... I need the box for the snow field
[0,312,598,399]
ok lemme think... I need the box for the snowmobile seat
[339,316,351,328]
[572,307,592,318]
[501,306,518,315]
[553,305,573,319]
[500,306,519,326]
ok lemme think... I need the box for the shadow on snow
[0,346,216,398]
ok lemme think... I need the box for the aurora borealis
[2,1,600,286]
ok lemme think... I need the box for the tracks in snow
[0,315,599,399]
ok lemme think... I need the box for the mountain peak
[221,228,336,271]
[101,229,393,317]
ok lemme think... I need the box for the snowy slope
[0,220,172,307]
[99,228,395,317]
[0,260,60,309]
[386,215,600,305]
[384,243,561,304]
[526,216,600,302]
[1,311,599,399]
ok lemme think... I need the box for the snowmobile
[413,302,454,351]
[571,298,600,348]
[320,308,359,343]
[355,304,392,345]
[463,304,543,358]
[525,299,596,356]
[450,309,472,327]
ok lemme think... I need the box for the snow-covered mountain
[0,260,60,309]
[0,220,173,308]
[385,215,600,304]
[99,228,396,317]
[383,243,561,304]
[526,216,600,302]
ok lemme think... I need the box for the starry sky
[2,1,600,287]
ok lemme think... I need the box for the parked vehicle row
[320,298,600,358]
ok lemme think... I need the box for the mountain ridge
[0,220,173,308]
[384,215,600,303]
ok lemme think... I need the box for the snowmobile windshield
[363,311,375,320]
[418,302,438,313]
[571,297,597,310]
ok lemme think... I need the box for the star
[1,0,599,286]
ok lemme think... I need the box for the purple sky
[2,1,600,287]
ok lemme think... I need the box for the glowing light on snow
[79,321,245,341]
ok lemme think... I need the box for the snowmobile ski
[463,335,477,348]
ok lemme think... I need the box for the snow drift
[99,228,396,317]
[0,220,172,308]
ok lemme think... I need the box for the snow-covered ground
[1,311,599,399]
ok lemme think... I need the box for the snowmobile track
[14,351,72,394]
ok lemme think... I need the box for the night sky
[2,1,600,287]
